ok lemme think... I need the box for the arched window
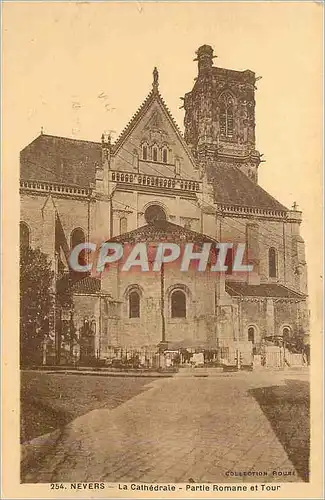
[269,247,277,278]
[20,222,30,248]
[171,290,186,318]
[248,327,255,343]
[162,147,168,164]
[71,227,85,248]
[219,93,234,138]
[144,204,167,223]
[129,291,140,318]
[152,146,158,162]
[282,327,290,339]
[120,217,128,234]
[71,228,86,266]
[142,144,148,161]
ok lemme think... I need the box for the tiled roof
[225,282,305,299]
[20,133,288,212]
[208,163,288,211]
[71,276,101,294]
[110,220,218,244]
[20,134,101,187]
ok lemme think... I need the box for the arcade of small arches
[141,142,170,164]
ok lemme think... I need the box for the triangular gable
[112,85,199,179]
[146,109,164,130]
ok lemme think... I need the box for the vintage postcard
[1,1,323,499]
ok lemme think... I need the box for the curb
[21,368,175,378]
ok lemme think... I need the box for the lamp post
[159,262,168,353]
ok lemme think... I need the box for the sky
[2,1,323,323]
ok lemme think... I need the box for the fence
[46,342,307,370]
[103,346,162,369]
[254,347,305,369]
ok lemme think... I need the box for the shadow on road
[21,372,157,443]
[249,378,310,482]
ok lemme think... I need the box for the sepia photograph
[1,1,323,498]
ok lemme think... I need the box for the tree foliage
[20,246,54,365]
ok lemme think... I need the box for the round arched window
[248,327,255,343]
[144,205,167,224]
[171,290,186,318]
[152,146,158,162]
[129,291,140,318]
[283,327,290,339]
[162,148,168,164]
[142,145,148,161]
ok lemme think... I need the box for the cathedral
[20,45,309,366]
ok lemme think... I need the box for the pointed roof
[56,273,102,295]
[19,72,289,214]
[71,276,101,295]
[226,282,305,299]
[110,220,218,245]
[207,163,288,211]
[112,76,197,170]
[20,133,101,187]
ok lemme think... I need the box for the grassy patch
[21,371,156,443]
[249,378,310,482]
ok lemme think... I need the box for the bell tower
[182,45,262,183]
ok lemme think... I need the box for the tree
[20,246,54,366]
[56,272,75,362]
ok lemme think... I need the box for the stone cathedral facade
[20,45,309,364]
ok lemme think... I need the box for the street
[21,370,309,484]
